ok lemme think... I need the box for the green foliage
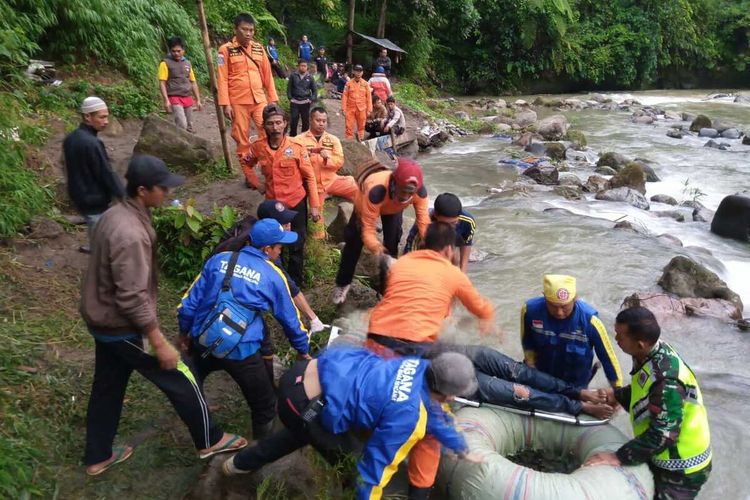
[152,201,238,283]
[197,0,287,40]
[0,93,50,238]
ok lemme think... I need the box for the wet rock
[712,120,732,133]
[513,132,537,148]
[27,217,64,239]
[515,109,538,128]
[327,202,353,243]
[614,220,640,232]
[682,112,697,122]
[735,95,750,104]
[632,115,655,125]
[525,142,547,156]
[632,160,661,182]
[537,115,569,140]
[610,162,647,194]
[496,123,512,133]
[522,165,559,185]
[341,281,380,312]
[563,98,585,109]
[101,116,124,138]
[689,114,712,132]
[698,128,719,138]
[710,194,750,242]
[623,292,743,322]
[744,136,750,145]
[469,247,489,263]
[514,99,529,107]
[693,205,715,223]
[584,175,610,193]
[558,173,583,187]
[544,142,567,160]
[543,207,575,216]
[340,139,376,174]
[553,185,583,200]
[596,187,650,210]
[594,166,617,176]
[564,130,587,149]
[532,96,563,107]
[590,93,610,103]
[596,151,629,171]
[666,129,685,139]
[651,194,678,206]
[453,110,470,121]
[721,128,741,139]
[704,140,731,150]
[663,111,682,121]
[566,148,597,164]
[431,130,451,148]
[658,255,744,311]
[416,133,431,150]
[656,233,684,246]
[654,211,686,222]
[134,114,221,172]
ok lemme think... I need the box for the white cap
[80,96,107,114]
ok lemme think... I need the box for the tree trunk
[346,0,356,63]
[377,0,387,38]
[195,0,233,172]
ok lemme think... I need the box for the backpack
[212,215,257,255]
[195,252,261,358]
[354,159,390,192]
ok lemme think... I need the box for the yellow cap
[543,275,576,305]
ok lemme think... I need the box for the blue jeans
[458,345,584,415]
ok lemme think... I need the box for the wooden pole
[346,0,356,63]
[376,0,387,39]
[196,0,234,172]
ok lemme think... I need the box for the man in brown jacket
[80,155,247,476]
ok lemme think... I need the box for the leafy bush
[152,201,238,283]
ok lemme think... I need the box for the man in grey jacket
[80,155,247,476]
[287,59,317,136]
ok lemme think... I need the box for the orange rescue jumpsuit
[367,249,495,489]
[341,78,372,140]
[217,38,278,165]
[293,130,357,238]
[244,136,321,211]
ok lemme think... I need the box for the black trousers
[285,197,308,286]
[85,337,222,465]
[335,211,403,287]
[289,102,311,137]
[191,351,277,433]
[271,61,286,78]
[233,360,360,471]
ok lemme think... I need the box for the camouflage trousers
[654,462,712,500]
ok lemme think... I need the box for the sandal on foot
[222,456,252,476]
[199,434,247,460]
[85,445,134,476]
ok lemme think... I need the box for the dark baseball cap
[353,64,363,71]
[125,154,184,189]
[257,199,298,225]
[262,103,286,122]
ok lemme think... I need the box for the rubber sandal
[222,456,252,476]
[85,445,134,476]
[199,434,247,460]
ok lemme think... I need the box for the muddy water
[415,91,749,498]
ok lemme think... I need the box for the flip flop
[86,445,134,476]
[199,434,247,460]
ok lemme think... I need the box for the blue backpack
[195,252,260,358]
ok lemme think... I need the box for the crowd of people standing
[61,11,713,500]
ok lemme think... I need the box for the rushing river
[408,91,749,499]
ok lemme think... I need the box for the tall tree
[377,0,387,38]
[346,0,355,62]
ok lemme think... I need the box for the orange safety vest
[341,78,373,113]
[292,131,345,192]
[217,38,279,106]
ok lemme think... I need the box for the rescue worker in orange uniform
[217,13,279,171]
[292,106,358,238]
[341,64,372,141]
[332,158,430,304]
[243,104,320,285]
[367,221,497,499]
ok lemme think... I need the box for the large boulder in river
[721,128,741,139]
[698,128,719,138]
[651,194,678,206]
[564,130,587,149]
[623,292,743,321]
[596,187,650,210]
[134,114,221,172]
[710,194,750,242]
[515,109,538,128]
[537,114,569,140]
[522,165,559,185]
[544,142,567,160]
[666,129,685,139]
[609,162,647,194]
[632,160,660,182]
[689,114,712,132]
[594,166,617,176]
[341,139,376,175]
[693,204,715,223]
[658,256,743,312]
[596,151,629,171]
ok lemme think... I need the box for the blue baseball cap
[250,218,298,248]
[375,66,385,73]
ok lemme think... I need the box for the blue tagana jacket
[177,246,309,359]
[318,347,468,499]
[521,297,623,388]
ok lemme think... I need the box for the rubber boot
[252,420,275,440]
[408,485,432,500]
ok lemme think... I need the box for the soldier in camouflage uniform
[586,307,712,500]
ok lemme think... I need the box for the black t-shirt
[314,56,328,73]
